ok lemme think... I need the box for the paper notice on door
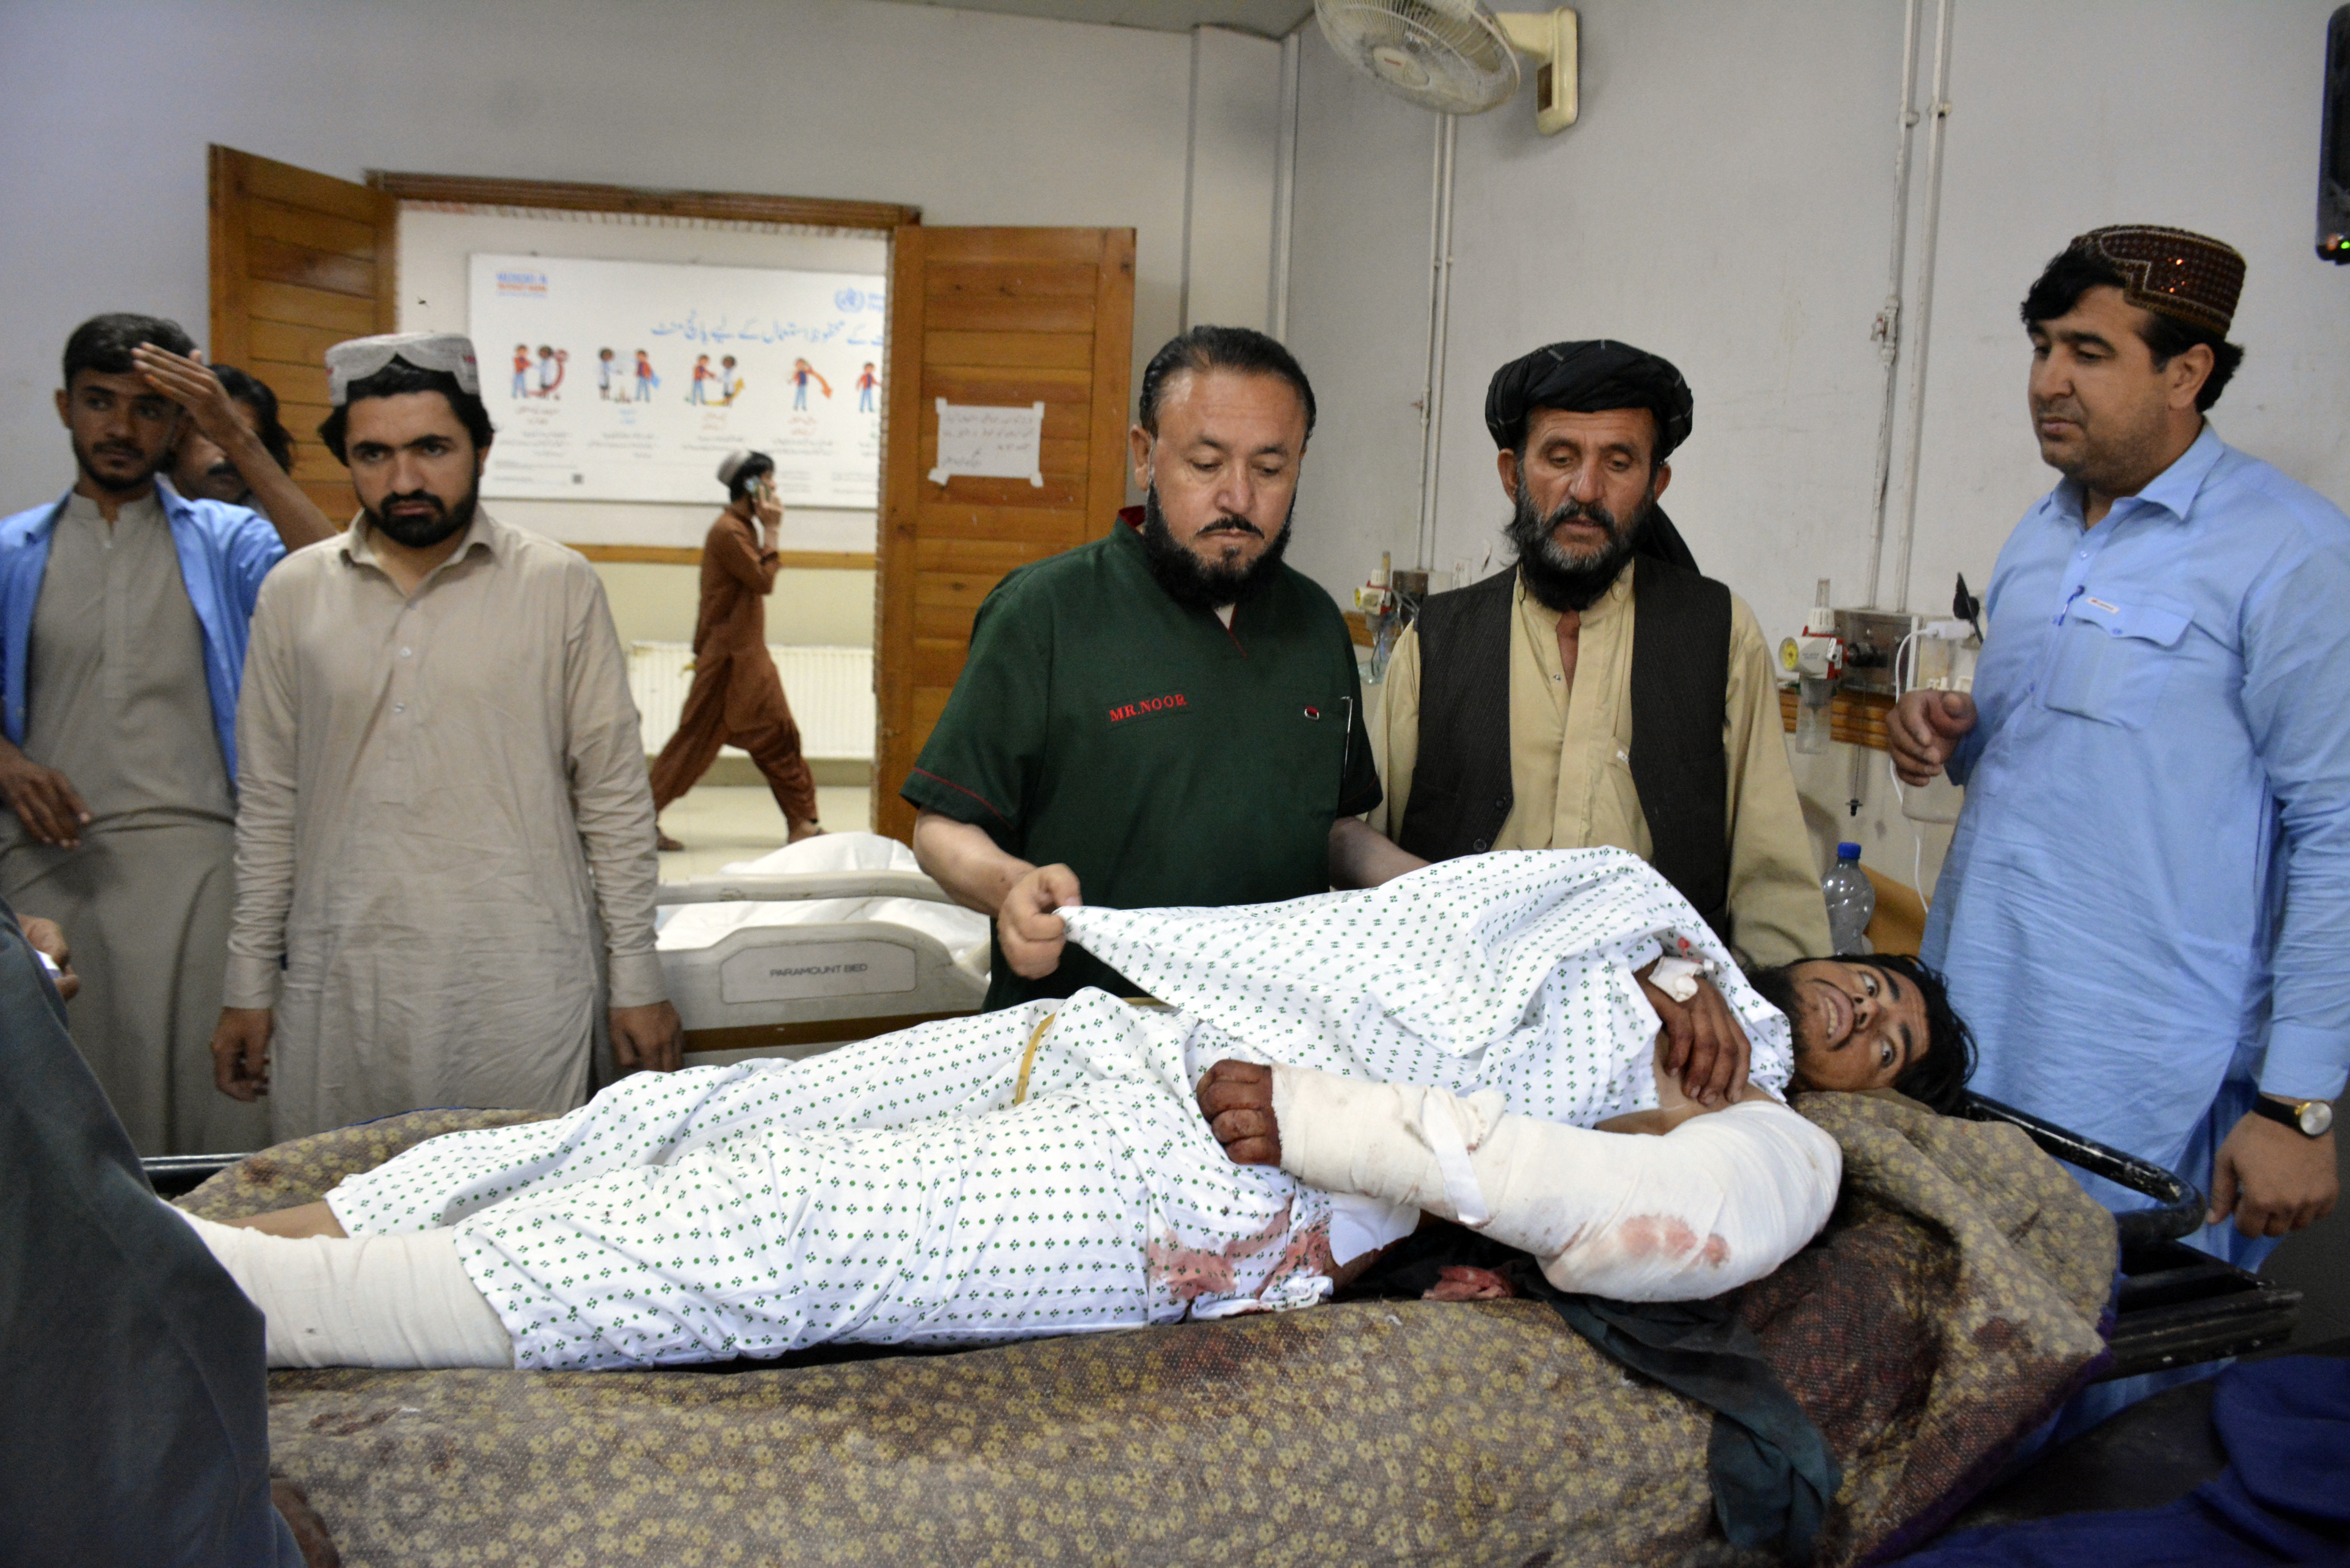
[930,399,1045,487]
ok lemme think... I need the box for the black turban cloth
[1485,339,1701,575]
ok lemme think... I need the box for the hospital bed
[652,833,990,1064]
[137,841,2300,1562]
[148,1087,2301,1567]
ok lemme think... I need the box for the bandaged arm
[1271,1066,1840,1300]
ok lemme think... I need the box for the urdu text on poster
[469,252,885,506]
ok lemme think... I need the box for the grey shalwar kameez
[0,493,271,1155]
[223,511,667,1141]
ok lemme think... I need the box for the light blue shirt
[0,482,284,780]
[1923,425,2350,1179]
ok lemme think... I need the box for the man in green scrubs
[906,327,1406,1009]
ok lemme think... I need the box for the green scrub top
[904,513,1381,1009]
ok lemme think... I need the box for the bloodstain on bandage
[1616,1214,1701,1259]
[1700,1234,1731,1267]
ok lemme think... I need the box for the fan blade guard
[1315,0,1522,115]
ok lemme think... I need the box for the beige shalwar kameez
[0,493,272,1154]
[223,511,667,1140]
[1371,570,1830,968]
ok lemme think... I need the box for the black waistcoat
[1396,556,1734,941]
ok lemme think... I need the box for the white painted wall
[1283,26,1442,586]
[1283,0,2350,893]
[1285,1,1909,639]
[1904,0,2350,616]
[0,0,1278,517]
[1182,26,1284,331]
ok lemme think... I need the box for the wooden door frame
[208,146,402,519]
[209,146,400,373]
[366,171,919,233]
[873,227,1138,845]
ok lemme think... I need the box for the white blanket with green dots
[324,848,1787,1370]
[1061,846,1793,1124]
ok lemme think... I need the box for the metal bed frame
[1961,1093,2301,1378]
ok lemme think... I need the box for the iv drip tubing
[1862,0,1927,610]
[1890,0,1957,615]
[1415,113,1458,572]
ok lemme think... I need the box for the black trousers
[0,897,300,1567]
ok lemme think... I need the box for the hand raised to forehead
[131,343,235,432]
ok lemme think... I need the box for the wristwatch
[2252,1095,2335,1137]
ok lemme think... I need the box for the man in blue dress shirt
[1890,226,2341,1272]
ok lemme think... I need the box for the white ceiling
[868,0,1317,39]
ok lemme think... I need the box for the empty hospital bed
[654,832,990,1064]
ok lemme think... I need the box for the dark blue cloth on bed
[0,897,302,1567]
[1898,1356,2350,1566]
[1343,1221,1841,1562]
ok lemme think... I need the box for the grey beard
[1506,480,1650,613]
[1138,486,1294,611]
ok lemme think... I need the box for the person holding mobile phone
[648,451,822,849]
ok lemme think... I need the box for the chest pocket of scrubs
[2040,592,2193,729]
[1293,692,1355,805]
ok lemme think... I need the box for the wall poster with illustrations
[469,252,885,506]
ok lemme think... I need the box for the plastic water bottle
[1823,842,1875,954]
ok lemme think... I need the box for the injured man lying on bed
[174,848,1972,1373]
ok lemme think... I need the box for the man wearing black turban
[1344,341,1828,1082]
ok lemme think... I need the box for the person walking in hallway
[650,450,822,849]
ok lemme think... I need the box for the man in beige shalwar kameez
[211,333,683,1140]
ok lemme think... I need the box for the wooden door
[208,145,399,523]
[873,227,1137,843]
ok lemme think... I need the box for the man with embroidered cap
[1890,227,2344,1269]
[904,326,1381,1011]
[1354,340,1828,1104]
[0,314,322,1155]
[647,448,821,850]
[210,331,683,1140]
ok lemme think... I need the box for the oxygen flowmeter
[1777,579,1846,754]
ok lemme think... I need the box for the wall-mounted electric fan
[1314,0,1579,132]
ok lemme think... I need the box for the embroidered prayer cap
[2068,225,2245,337]
[325,332,482,405]
[1484,340,1695,462]
[716,449,760,488]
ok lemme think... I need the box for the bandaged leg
[1270,1067,1840,1300]
[173,1206,513,1369]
